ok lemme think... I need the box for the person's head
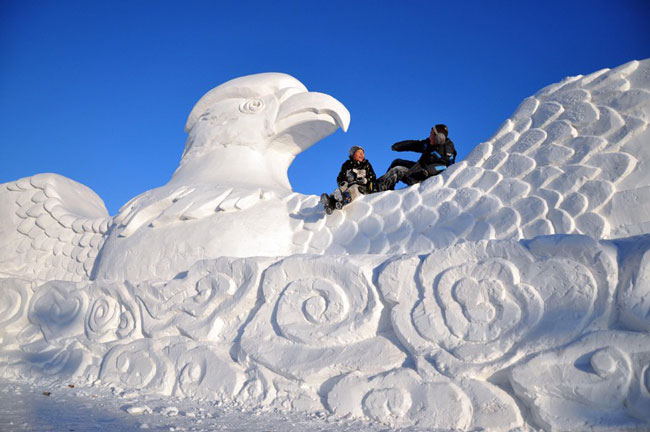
[349,146,365,162]
[429,124,448,146]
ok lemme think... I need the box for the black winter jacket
[391,137,456,174]
[336,158,377,194]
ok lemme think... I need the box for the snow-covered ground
[2,59,650,431]
[0,379,394,432]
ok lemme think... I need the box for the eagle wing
[111,185,273,239]
[0,173,111,281]
[293,59,650,254]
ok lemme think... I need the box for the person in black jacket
[377,124,456,191]
[321,146,377,214]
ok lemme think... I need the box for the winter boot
[332,187,344,203]
[320,193,334,215]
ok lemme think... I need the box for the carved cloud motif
[377,236,617,377]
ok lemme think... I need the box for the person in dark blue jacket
[377,124,456,191]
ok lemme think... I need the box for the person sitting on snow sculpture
[321,146,376,215]
[377,124,456,191]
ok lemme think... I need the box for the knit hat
[349,145,364,158]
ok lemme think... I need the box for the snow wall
[2,60,650,431]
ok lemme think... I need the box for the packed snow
[1,59,650,431]
[0,379,390,431]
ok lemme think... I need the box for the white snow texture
[2,60,650,431]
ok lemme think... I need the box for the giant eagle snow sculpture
[0,73,350,282]
[2,61,650,432]
[1,61,650,283]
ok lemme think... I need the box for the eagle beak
[273,91,350,155]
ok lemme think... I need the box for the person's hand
[338,181,348,188]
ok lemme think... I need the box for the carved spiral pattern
[83,283,140,342]
[137,258,263,342]
[29,342,94,379]
[510,331,650,429]
[167,342,244,400]
[378,239,611,375]
[239,98,265,114]
[115,305,138,340]
[240,256,405,381]
[235,367,276,408]
[329,368,523,430]
[16,323,44,347]
[1,61,649,430]
[0,278,31,330]
[99,339,173,394]
[362,387,412,424]
[413,257,544,363]
[86,295,121,342]
[29,281,88,342]
[267,258,383,348]
[275,277,362,345]
[328,369,472,429]
[181,272,237,319]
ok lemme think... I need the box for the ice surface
[2,60,650,431]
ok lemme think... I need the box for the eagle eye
[239,98,265,114]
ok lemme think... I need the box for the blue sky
[2,0,649,215]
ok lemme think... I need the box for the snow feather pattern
[0,173,111,281]
[292,60,650,254]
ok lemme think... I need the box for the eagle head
[173,73,350,192]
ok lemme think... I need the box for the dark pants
[376,160,421,191]
[387,159,430,185]
[388,158,416,171]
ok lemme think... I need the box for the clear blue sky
[2,0,649,215]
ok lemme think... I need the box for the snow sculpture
[377,236,617,377]
[616,235,650,332]
[2,60,650,430]
[0,174,110,282]
[93,73,350,282]
[291,59,650,254]
[3,62,650,283]
[0,73,351,282]
[328,368,523,430]
[510,330,650,430]
[239,255,405,382]
[135,257,272,344]
[0,278,30,332]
